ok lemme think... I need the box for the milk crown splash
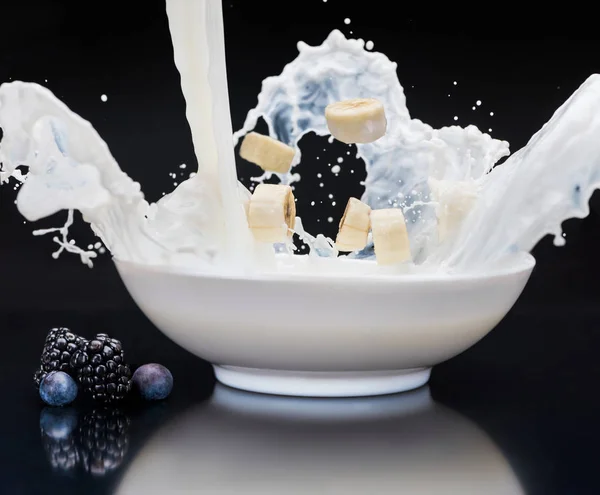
[232,29,510,263]
[1,2,600,275]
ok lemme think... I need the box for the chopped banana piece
[370,208,411,265]
[325,98,387,144]
[247,184,296,243]
[335,197,371,252]
[239,132,295,174]
[428,178,478,242]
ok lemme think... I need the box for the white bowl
[114,253,534,397]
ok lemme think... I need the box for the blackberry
[70,333,132,402]
[34,328,88,387]
[79,407,130,475]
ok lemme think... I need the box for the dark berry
[33,328,88,387]
[132,364,173,400]
[79,408,130,475]
[70,333,132,403]
[40,371,78,407]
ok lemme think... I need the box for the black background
[2,1,600,493]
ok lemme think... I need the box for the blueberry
[132,364,173,400]
[39,371,78,407]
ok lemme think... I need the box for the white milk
[1,0,599,276]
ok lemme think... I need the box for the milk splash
[232,30,510,263]
[233,30,600,270]
[1,1,600,276]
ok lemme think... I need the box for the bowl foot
[213,365,432,397]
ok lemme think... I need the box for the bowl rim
[113,252,535,285]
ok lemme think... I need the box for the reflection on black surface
[117,385,525,494]
[40,407,80,472]
[79,408,131,475]
[40,406,130,476]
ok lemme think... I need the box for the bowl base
[213,365,432,397]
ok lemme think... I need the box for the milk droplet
[472,106,476,110]
[344,18,351,25]
[189,172,196,178]
[317,173,322,178]
[311,201,315,206]
[350,170,355,174]
[490,112,494,116]
[100,94,108,102]
[453,116,458,121]
[476,100,482,106]
[489,128,493,132]
[328,193,334,199]
[365,40,374,50]
[94,242,102,249]
[453,81,458,85]
[327,217,334,223]
[319,183,324,188]
[332,201,337,206]
[327,136,334,144]
[87,244,93,250]
[179,163,187,169]
[331,165,341,174]
[337,157,343,163]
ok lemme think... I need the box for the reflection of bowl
[114,253,534,397]
[116,384,524,494]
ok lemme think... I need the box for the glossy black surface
[2,2,600,494]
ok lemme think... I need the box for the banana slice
[428,178,478,242]
[335,197,371,252]
[247,184,296,243]
[325,98,387,144]
[370,208,411,265]
[239,132,295,174]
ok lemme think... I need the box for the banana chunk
[335,197,371,252]
[247,184,296,243]
[370,208,411,265]
[239,132,295,174]
[325,98,387,144]
[428,178,478,242]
